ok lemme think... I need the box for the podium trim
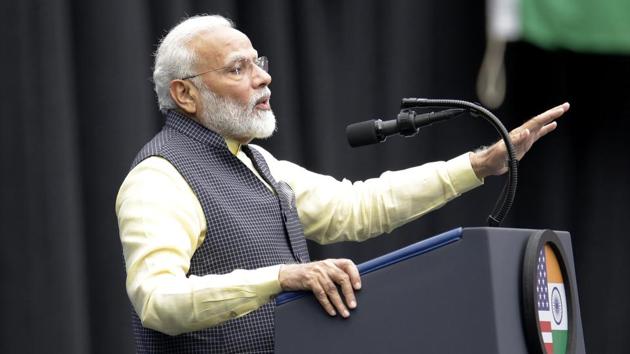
[275,227,463,305]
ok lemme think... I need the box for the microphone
[401,97,432,108]
[346,108,466,147]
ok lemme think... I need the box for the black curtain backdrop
[1,1,628,353]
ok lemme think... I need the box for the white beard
[195,83,276,142]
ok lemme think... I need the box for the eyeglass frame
[179,56,269,81]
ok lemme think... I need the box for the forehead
[190,27,257,66]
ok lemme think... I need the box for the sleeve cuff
[255,264,283,300]
[446,153,484,194]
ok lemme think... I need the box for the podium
[274,227,586,353]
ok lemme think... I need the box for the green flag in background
[479,0,630,107]
[523,0,630,54]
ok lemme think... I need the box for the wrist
[470,148,492,179]
[278,264,298,290]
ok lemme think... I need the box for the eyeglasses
[180,56,269,81]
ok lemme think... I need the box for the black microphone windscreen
[346,120,379,147]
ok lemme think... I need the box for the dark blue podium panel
[274,227,585,354]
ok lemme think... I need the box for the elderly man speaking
[115,14,568,353]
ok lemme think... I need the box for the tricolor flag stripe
[548,284,568,330]
[541,331,553,343]
[545,246,563,283]
[553,330,568,353]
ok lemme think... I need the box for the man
[115,14,569,353]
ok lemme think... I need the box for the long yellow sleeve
[115,157,281,335]
[115,144,483,335]
[254,146,483,244]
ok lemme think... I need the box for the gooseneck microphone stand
[399,98,517,227]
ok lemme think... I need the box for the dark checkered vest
[129,110,310,353]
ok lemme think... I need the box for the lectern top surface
[275,227,463,305]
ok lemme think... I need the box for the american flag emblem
[537,247,554,353]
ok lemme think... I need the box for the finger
[312,283,337,316]
[322,277,350,318]
[531,102,570,126]
[559,102,570,112]
[331,267,357,310]
[536,121,558,139]
[335,259,361,290]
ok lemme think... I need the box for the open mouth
[255,96,271,110]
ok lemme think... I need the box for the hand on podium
[279,259,361,318]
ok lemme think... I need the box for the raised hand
[471,102,570,178]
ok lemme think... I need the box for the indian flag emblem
[536,244,568,354]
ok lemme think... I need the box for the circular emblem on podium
[551,287,563,325]
[522,230,577,354]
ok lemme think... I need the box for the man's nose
[251,65,271,88]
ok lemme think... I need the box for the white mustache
[250,87,271,109]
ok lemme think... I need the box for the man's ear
[169,80,199,115]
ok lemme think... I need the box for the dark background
[2,0,629,353]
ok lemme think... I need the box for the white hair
[153,15,234,112]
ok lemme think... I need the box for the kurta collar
[224,138,242,156]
